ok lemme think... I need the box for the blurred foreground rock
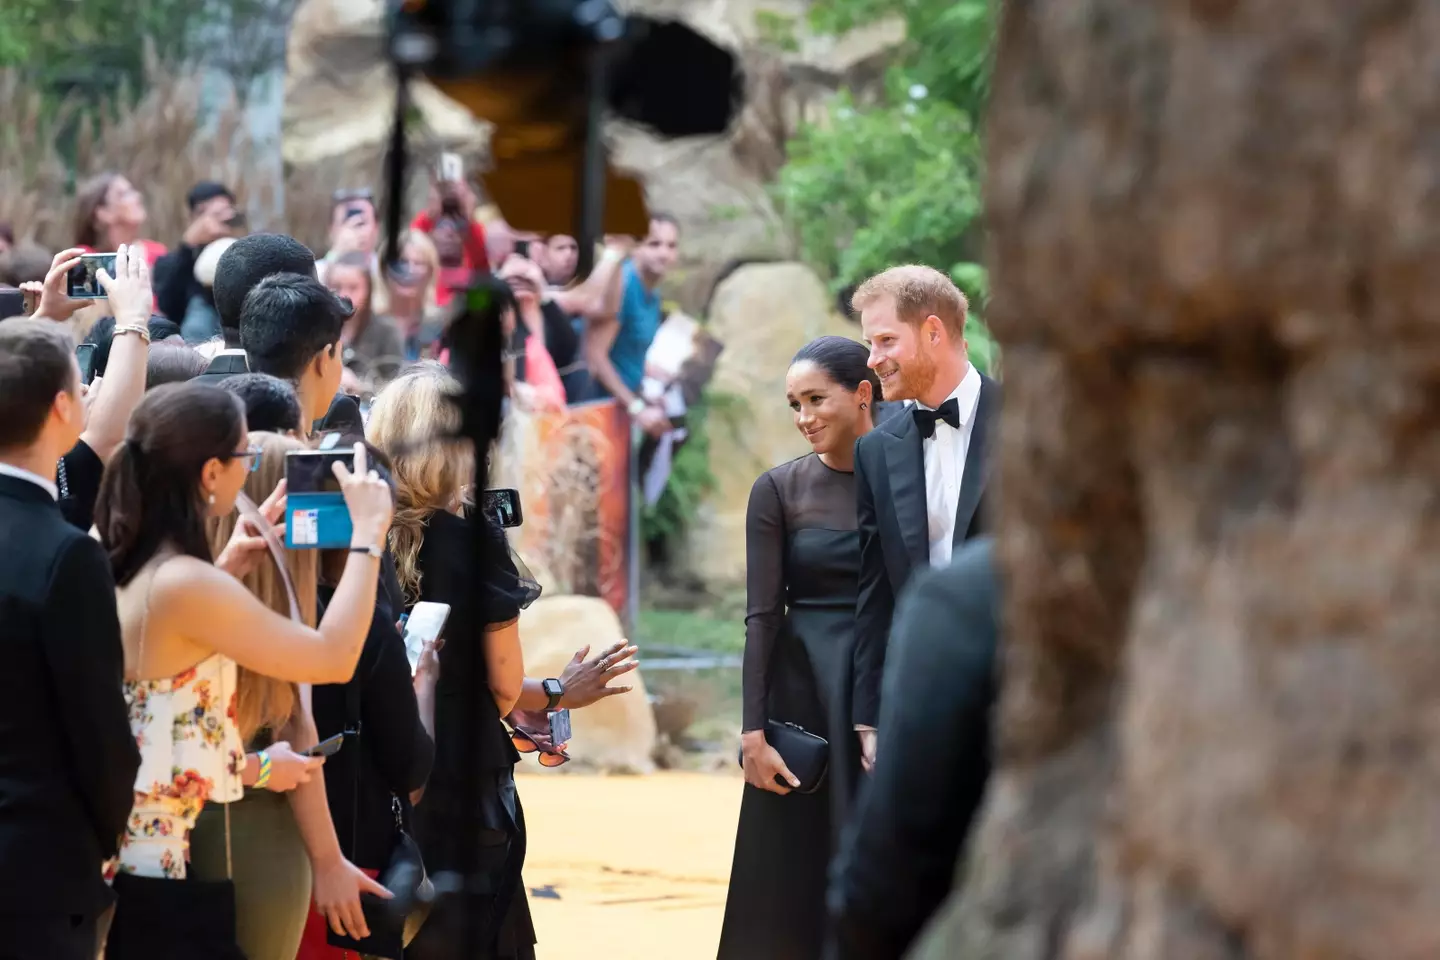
[925,3,1440,959]
[519,595,657,774]
[685,261,858,588]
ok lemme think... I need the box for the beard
[880,349,938,402]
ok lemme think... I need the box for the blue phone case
[285,492,354,550]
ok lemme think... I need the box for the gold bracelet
[113,323,151,343]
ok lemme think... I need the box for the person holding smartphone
[152,182,242,333]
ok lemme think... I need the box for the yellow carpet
[518,769,741,959]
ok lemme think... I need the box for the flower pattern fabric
[116,654,246,879]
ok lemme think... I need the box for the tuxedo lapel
[953,373,998,546]
[882,411,930,569]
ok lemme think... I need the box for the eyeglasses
[230,445,262,472]
[510,727,569,768]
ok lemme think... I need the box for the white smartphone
[437,152,463,183]
[402,601,451,675]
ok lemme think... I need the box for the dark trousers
[0,910,99,960]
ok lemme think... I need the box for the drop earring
[207,493,216,505]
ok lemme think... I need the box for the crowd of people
[0,164,1001,960]
[0,163,694,960]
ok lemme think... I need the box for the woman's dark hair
[96,382,246,586]
[790,335,882,399]
[73,173,119,249]
[145,342,210,390]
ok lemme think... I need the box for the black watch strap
[542,678,564,711]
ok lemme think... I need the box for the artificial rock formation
[686,261,860,586]
[926,3,1440,959]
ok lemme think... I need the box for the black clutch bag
[738,720,830,795]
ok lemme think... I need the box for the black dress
[718,453,862,960]
[407,509,538,960]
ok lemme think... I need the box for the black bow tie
[913,398,961,439]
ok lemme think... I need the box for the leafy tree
[773,0,1001,373]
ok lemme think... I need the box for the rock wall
[685,261,860,586]
[940,2,1440,958]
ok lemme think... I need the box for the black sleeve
[41,536,141,857]
[829,542,998,960]
[58,440,105,533]
[360,612,435,794]
[851,442,893,728]
[741,472,785,733]
[540,300,579,370]
[152,244,198,322]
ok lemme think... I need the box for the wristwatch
[542,678,564,711]
[350,543,383,559]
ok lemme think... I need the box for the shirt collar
[913,363,982,424]
[0,462,59,500]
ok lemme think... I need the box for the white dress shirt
[0,461,59,501]
[916,364,981,567]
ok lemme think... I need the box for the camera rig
[374,3,742,957]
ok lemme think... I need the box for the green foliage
[776,87,984,297]
[774,0,1002,374]
[641,389,748,545]
[2,0,293,99]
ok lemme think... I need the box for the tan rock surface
[924,2,1440,959]
[686,261,861,587]
[519,594,657,774]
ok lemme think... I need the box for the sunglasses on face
[510,727,569,767]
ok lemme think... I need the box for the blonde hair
[851,264,969,340]
[395,229,441,314]
[207,431,318,744]
[366,363,473,602]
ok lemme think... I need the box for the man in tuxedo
[846,264,999,775]
[0,319,140,960]
[828,537,999,960]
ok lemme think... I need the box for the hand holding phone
[303,733,346,758]
[403,602,451,676]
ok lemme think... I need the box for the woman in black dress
[718,336,880,959]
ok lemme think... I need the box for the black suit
[191,349,250,388]
[0,473,140,959]
[830,373,998,829]
[828,538,999,960]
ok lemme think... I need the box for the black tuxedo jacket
[828,373,998,831]
[0,473,140,916]
[828,538,998,960]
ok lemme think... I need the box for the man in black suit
[0,319,140,960]
[828,537,999,960]
[841,265,999,782]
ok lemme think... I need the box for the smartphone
[66,253,115,299]
[0,287,24,320]
[513,239,532,259]
[224,210,247,229]
[548,709,572,745]
[75,343,98,385]
[285,449,354,549]
[302,733,346,758]
[402,601,451,675]
[437,151,463,183]
[481,488,523,528]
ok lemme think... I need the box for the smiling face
[860,293,941,403]
[786,359,871,458]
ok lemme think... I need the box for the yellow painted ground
[518,769,743,959]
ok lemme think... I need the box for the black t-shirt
[58,440,105,532]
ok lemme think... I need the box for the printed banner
[494,398,632,619]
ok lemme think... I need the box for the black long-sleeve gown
[718,453,863,959]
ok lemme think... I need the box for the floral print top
[125,653,246,815]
